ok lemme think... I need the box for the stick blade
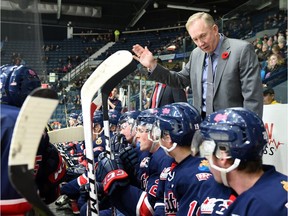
[8,88,59,216]
[48,126,84,143]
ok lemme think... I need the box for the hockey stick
[49,93,102,169]
[99,53,138,216]
[54,143,76,167]
[81,50,136,216]
[48,126,85,143]
[8,88,59,216]
[48,93,102,144]
[101,63,138,157]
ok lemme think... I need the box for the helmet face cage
[199,108,268,161]
[191,127,237,159]
[135,108,158,130]
[118,110,141,125]
[118,110,140,134]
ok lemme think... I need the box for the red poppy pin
[222,51,229,60]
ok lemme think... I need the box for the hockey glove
[96,152,129,196]
[38,143,66,204]
[119,146,139,171]
[110,133,129,155]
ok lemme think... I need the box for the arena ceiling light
[129,9,146,27]
[167,4,210,12]
[256,1,272,10]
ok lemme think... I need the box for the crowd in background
[1,8,287,126]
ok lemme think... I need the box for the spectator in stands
[73,94,81,109]
[14,57,22,66]
[255,39,263,55]
[67,55,73,63]
[271,44,285,58]
[262,53,285,80]
[267,37,274,51]
[263,87,280,105]
[132,12,263,119]
[97,88,122,112]
[277,36,287,57]
[257,43,271,62]
[75,55,82,64]
[108,88,122,112]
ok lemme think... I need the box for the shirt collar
[213,33,224,57]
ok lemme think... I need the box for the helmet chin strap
[159,142,178,156]
[208,158,241,187]
[93,127,104,136]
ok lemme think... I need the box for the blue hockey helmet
[69,113,79,120]
[108,109,120,126]
[93,110,103,127]
[0,65,18,105]
[118,110,141,126]
[8,65,41,107]
[153,102,201,146]
[196,107,268,161]
[136,108,159,131]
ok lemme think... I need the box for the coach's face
[188,18,219,54]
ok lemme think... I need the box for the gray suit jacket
[149,37,263,117]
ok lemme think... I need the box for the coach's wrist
[147,60,157,72]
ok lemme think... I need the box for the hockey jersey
[164,156,212,215]
[1,104,66,214]
[224,165,288,216]
[110,147,172,216]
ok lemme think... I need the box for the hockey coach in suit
[132,12,263,119]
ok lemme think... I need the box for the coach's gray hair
[185,12,215,30]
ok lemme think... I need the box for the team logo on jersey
[164,190,178,214]
[196,173,212,181]
[198,159,210,172]
[201,197,234,215]
[167,171,175,181]
[281,181,288,192]
[160,167,171,180]
[96,137,102,145]
[140,157,150,168]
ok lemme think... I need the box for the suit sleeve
[171,87,187,103]
[149,63,191,89]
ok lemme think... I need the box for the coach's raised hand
[132,44,157,71]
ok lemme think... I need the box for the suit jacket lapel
[197,51,206,99]
[214,38,230,95]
